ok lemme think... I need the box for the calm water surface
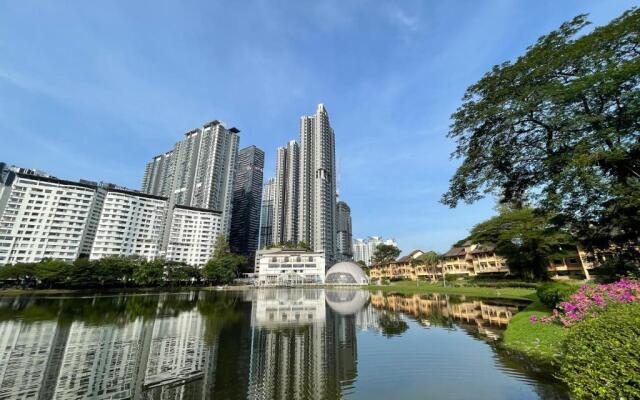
[0,289,567,399]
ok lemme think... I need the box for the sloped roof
[469,243,497,254]
[442,247,466,257]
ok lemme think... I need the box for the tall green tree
[133,259,165,286]
[204,236,246,285]
[469,207,573,280]
[371,244,401,265]
[442,9,640,265]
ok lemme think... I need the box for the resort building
[254,248,325,286]
[0,173,105,265]
[163,205,222,266]
[369,242,597,281]
[89,188,167,261]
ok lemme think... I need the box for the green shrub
[536,282,578,308]
[561,303,640,399]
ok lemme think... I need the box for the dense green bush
[536,282,578,308]
[561,303,640,399]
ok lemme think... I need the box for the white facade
[352,236,398,266]
[142,120,239,236]
[298,104,337,264]
[273,141,300,244]
[89,189,167,261]
[254,248,325,286]
[258,177,276,249]
[164,205,222,266]
[0,174,102,265]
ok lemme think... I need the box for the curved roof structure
[325,262,370,285]
[325,290,370,315]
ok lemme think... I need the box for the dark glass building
[229,146,265,264]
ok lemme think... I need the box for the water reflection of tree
[378,311,409,337]
[197,291,243,345]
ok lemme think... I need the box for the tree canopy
[468,207,574,280]
[204,236,247,285]
[442,8,640,263]
[371,244,401,265]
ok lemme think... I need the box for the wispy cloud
[389,7,420,33]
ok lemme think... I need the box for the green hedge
[536,282,578,308]
[561,303,640,399]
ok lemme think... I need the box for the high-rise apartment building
[298,104,337,263]
[258,178,276,249]
[273,141,299,245]
[229,146,265,259]
[352,236,398,266]
[89,188,167,261]
[141,120,239,236]
[164,205,223,266]
[336,201,353,261]
[0,173,104,265]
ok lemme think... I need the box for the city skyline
[1,1,635,253]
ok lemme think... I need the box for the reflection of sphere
[325,262,370,285]
[326,290,370,315]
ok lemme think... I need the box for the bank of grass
[367,280,537,301]
[501,300,565,364]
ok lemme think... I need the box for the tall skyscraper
[229,145,265,259]
[298,104,337,263]
[141,120,239,235]
[273,140,299,245]
[336,201,353,261]
[258,178,276,249]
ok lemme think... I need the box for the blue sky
[0,1,636,254]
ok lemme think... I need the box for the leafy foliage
[371,244,401,265]
[561,303,640,399]
[442,8,640,269]
[469,207,573,279]
[0,256,201,289]
[203,236,246,285]
[537,282,579,308]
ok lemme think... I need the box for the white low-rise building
[0,173,103,265]
[163,205,222,266]
[89,188,167,261]
[254,248,325,286]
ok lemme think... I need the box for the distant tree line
[0,236,247,289]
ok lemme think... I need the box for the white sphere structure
[325,262,370,285]
[326,290,370,315]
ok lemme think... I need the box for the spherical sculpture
[325,262,370,285]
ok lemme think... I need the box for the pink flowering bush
[532,279,640,326]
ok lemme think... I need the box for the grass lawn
[367,280,537,300]
[502,300,566,364]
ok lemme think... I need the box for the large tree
[442,9,640,264]
[468,207,573,280]
[204,236,246,285]
[371,244,401,265]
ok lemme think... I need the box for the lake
[0,289,567,399]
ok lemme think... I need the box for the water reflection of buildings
[0,290,375,400]
[370,292,522,340]
[0,293,218,400]
[246,289,366,400]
